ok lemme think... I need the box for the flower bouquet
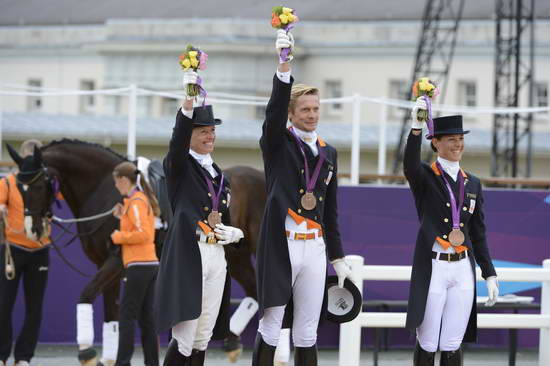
[271,6,299,62]
[178,44,208,97]
[411,77,439,123]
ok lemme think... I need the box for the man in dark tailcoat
[252,28,352,366]
[154,72,244,365]
[404,98,499,366]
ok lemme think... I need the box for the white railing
[339,255,550,366]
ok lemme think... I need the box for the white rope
[52,206,116,223]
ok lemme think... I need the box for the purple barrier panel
[11,186,550,350]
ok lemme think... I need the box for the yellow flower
[181,58,191,69]
[188,51,198,58]
[279,14,289,24]
[287,14,296,23]
[190,58,199,68]
[282,7,293,14]
[418,78,434,92]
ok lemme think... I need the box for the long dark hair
[113,161,161,217]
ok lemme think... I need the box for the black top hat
[430,115,470,139]
[192,105,222,127]
[326,275,362,324]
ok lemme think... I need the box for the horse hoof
[78,347,98,366]
[226,347,243,363]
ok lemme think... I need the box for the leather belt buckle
[295,233,308,241]
[206,233,217,244]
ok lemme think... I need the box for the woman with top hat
[111,161,161,366]
[154,70,244,365]
[403,98,499,365]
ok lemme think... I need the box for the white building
[1,0,549,179]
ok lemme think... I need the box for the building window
[161,97,179,117]
[388,79,408,119]
[535,82,548,107]
[79,80,96,114]
[27,79,42,112]
[457,80,477,107]
[325,80,343,115]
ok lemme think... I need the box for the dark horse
[7,139,266,365]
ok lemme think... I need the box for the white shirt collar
[292,126,318,145]
[189,149,218,177]
[437,156,460,182]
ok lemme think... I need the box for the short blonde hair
[289,84,319,112]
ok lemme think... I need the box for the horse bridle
[16,166,57,218]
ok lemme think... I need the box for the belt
[285,229,323,241]
[195,231,218,244]
[432,251,468,262]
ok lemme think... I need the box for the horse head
[7,144,56,242]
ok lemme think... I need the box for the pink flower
[198,51,208,70]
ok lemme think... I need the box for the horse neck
[43,146,122,217]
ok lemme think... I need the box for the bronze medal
[207,210,222,228]
[448,228,465,247]
[301,192,317,210]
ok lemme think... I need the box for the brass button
[204,207,209,211]
[203,220,208,223]
[446,203,450,207]
[444,218,449,223]
[460,222,464,227]
[222,200,227,204]
[299,189,304,194]
[207,193,212,197]
[443,234,448,239]
[301,169,304,174]
[314,216,318,220]
[297,209,302,214]
[319,197,323,201]
[463,207,467,211]
[220,212,223,216]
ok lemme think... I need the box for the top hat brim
[193,118,222,127]
[326,275,362,324]
[428,129,470,139]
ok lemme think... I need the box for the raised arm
[260,30,295,153]
[403,99,428,197]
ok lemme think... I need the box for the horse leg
[76,254,123,366]
[99,282,121,366]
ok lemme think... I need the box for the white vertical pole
[339,255,364,366]
[377,103,388,184]
[540,259,550,366]
[350,94,361,185]
[127,84,137,160]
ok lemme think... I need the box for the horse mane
[42,138,128,162]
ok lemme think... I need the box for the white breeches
[416,254,474,352]
[259,236,327,348]
[172,242,227,357]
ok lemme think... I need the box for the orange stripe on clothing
[431,162,468,178]
[287,208,322,230]
[197,221,212,235]
[435,236,467,254]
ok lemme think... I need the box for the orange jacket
[0,174,50,249]
[111,190,158,267]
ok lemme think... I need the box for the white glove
[410,97,427,129]
[275,29,294,62]
[182,70,198,88]
[485,276,499,307]
[214,223,244,245]
[331,258,352,288]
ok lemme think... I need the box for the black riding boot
[188,349,205,366]
[294,344,318,366]
[413,342,435,366]
[251,333,276,366]
[440,348,463,366]
[163,339,188,366]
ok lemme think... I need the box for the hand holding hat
[331,258,352,288]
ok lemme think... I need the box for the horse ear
[6,144,23,166]
[33,145,43,164]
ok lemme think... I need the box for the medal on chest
[436,162,465,247]
[290,127,326,211]
[201,170,225,228]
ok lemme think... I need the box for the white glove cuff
[411,120,424,130]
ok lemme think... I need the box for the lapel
[430,161,469,210]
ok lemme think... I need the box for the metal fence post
[339,255,364,366]
[127,84,137,160]
[540,259,550,365]
[350,94,361,185]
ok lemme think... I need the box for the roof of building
[1,0,549,26]
[3,111,549,154]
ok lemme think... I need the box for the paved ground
[9,344,538,365]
